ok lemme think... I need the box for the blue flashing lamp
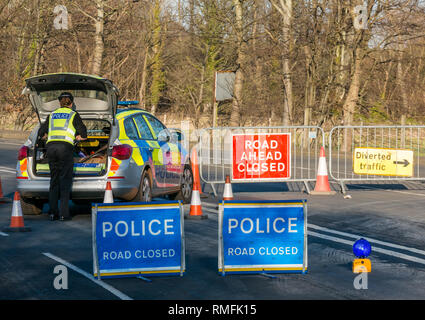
[353,238,372,258]
[118,100,139,106]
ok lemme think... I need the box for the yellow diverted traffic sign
[353,147,413,177]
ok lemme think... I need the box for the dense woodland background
[0,0,424,131]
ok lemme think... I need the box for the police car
[17,73,193,214]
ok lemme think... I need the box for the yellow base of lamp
[353,258,371,273]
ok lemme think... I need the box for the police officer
[38,92,87,221]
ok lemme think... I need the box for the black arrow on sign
[393,159,410,167]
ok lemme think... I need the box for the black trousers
[46,142,74,218]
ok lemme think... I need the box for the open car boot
[35,120,111,177]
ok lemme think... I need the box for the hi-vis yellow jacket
[47,107,77,145]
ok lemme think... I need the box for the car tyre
[134,169,152,202]
[20,197,44,215]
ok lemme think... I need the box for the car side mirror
[157,130,170,142]
[170,131,183,143]
[176,132,184,142]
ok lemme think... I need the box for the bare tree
[270,0,293,126]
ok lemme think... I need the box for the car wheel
[134,169,152,202]
[181,164,193,204]
[20,197,44,215]
[169,164,193,204]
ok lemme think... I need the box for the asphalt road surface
[1,138,425,302]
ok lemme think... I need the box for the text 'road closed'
[219,200,307,275]
[93,202,184,278]
[232,133,291,180]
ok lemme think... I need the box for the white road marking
[0,166,15,174]
[203,203,425,266]
[0,165,15,169]
[0,169,15,175]
[309,224,425,256]
[0,231,9,236]
[202,202,218,209]
[0,141,24,146]
[308,231,425,266]
[42,252,133,300]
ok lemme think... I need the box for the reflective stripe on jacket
[47,107,77,145]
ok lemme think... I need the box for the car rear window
[124,118,139,140]
[40,90,108,103]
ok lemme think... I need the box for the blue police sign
[218,200,307,275]
[92,201,185,279]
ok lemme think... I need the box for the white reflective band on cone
[103,181,114,203]
[190,190,201,206]
[12,200,23,217]
[104,193,113,203]
[223,184,233,198]
[317,156,328,176]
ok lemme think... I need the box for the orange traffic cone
[185,180,208,220]
[223,175,234,200]
[0,177,11,203]
[310,146,336,195]
[3,192,31,232]
[103,181,114,203]
[191,147,207,198]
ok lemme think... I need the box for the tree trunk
[282,0,293,126]
[91,0,104,76]
[342,47,362,151]
[303,46,315,123]
[149,0,164,115]
[230,0,245,127]
[252,2,264,116]
[397,46,409,117]
[270,0,293,126]
[138,49,148,109]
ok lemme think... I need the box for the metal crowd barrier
[197,126,325,196]
[329,125,425,193]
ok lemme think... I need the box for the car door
[131,114,165,191]
[143,114,181,188]
[121,116,148,182]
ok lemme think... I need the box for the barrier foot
[339,181,347,194]
[199,183,208,198]
[210,183,218,198]
[303,181,311,194]
[184,214,208,220]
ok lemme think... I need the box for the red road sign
[232,133,291,181]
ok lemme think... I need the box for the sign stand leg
[92,205,101,281]
[137,274,152,282]
[260,270,277,279]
